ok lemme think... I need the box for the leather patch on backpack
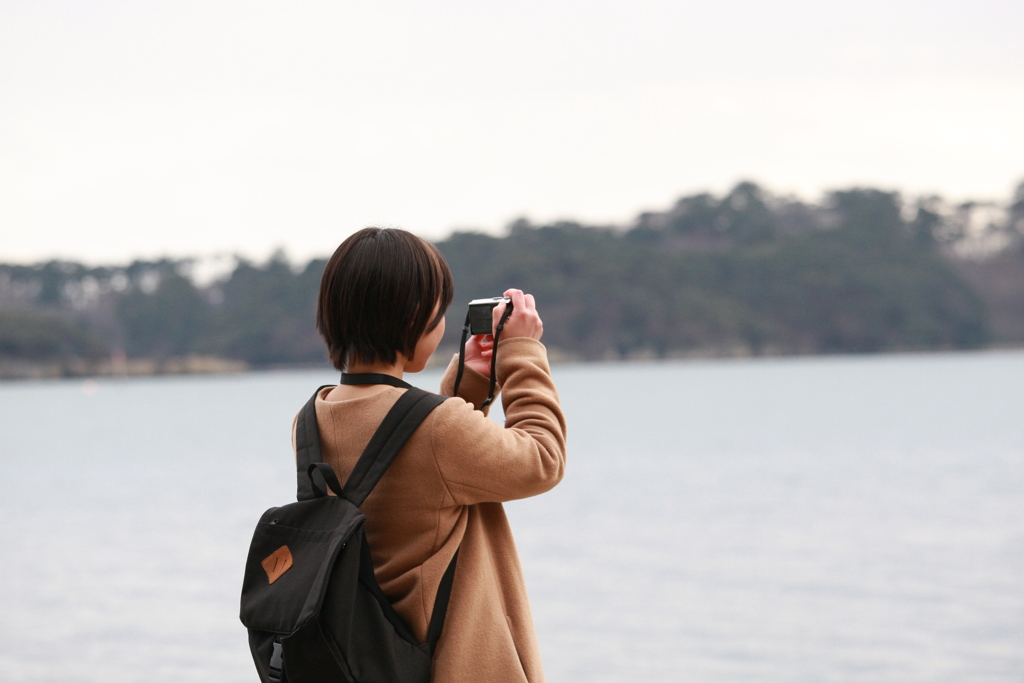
[262,545,293,584]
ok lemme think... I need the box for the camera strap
[453,303,513,410]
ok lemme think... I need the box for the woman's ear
[407,311,445,372]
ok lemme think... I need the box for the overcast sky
[2,0,1022,265]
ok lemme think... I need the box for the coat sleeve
[438,353,498,415]
[430,337,567,504]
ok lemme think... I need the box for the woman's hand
[463,289,543,377]
[494,288,543,341]
[463,334,494,376]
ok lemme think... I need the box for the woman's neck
[345,358,406,381]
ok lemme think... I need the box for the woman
[300,227,567,682]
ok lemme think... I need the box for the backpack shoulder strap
[348,388,458,647]
[295,384,334,501]
[426,548,459,648]
[342,387,447,507]
[295,385,447,503]
[294,384,457,645]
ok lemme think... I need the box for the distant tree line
[2,181,1023,377]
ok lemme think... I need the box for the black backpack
[240,385,456,683]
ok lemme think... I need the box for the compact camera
[467,297,512,335]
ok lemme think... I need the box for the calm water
[0,351,1022,682]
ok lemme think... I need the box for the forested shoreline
[2,181,1023,379]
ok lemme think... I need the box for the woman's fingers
[464,334,494,376]
[505,288,527,312]
[491,301,506,334]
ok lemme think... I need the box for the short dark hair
[317,227,454,370]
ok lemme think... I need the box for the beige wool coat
[293,337,567,682]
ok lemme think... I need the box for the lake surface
[0,351,1022,682]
